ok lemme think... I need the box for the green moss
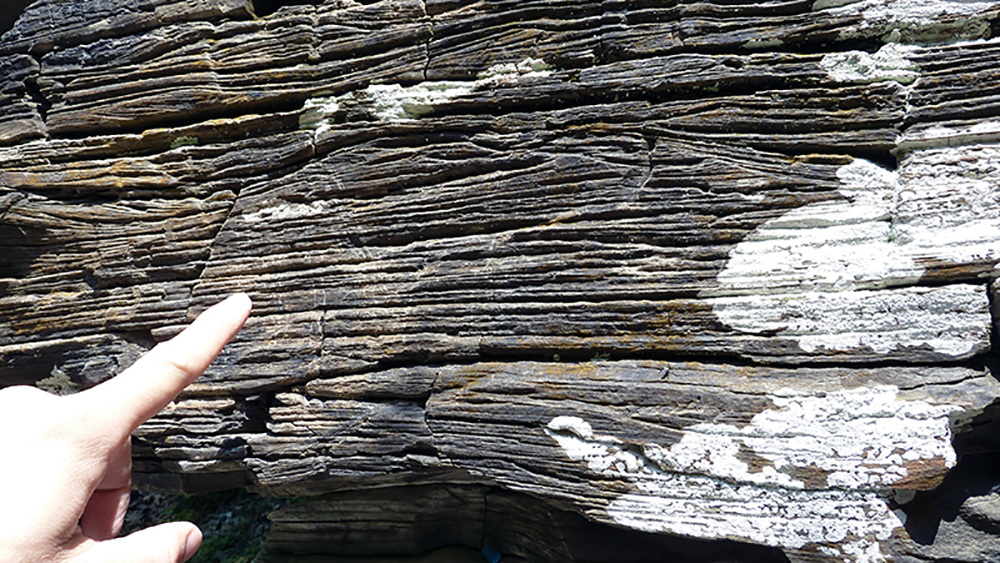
[126,489,287,563]
[193,530,261,563]
[170,136,200,150]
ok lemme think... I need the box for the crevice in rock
[419,0,433,82]
[251,0,320,19]
[636,134,656,195]
[989,282,999,357]
[23,55,50,123]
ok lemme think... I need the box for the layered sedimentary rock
[3,1,1000,562]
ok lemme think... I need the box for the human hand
[0,293,252,563]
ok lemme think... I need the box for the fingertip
[201,292,251,331]
[196,291,252,337]
[226,292,252,316]
[183,525,203,563]
[74,522,204,563]
[206,292,252,337]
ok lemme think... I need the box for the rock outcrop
[3,1,1000,561]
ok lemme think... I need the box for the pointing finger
[82,293,251,443]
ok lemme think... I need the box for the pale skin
[0,293,252,563]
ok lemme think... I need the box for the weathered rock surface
[3,0,1000,562]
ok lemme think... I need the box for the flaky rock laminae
[3,1,1000,562]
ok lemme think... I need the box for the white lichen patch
[711,160,917,295]
[362,82,475,122]
[297,82,474,128]
[818,0,1000,20]
[712,285,988,356]
[609,489,902,563]
[708,148,1000,357]
[716,386,960,485]
[547,387,960,562]
[241,201,329,223]
[475,57,552,88]
[821,42,919,83]
[817,0,1000,42]
[298,58,552,128]
[742,38,785,49]
[898,118,1000,151]
[895,145,1000,265]
[299,97,341,135]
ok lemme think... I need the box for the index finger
[84,293,252,440]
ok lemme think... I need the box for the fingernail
[183,528,203,562]
[229,292,252,309]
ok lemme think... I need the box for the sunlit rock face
[3,0,1000,562]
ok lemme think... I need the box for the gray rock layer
[3,1,1000,562]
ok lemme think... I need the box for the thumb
[76,522,202,563]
